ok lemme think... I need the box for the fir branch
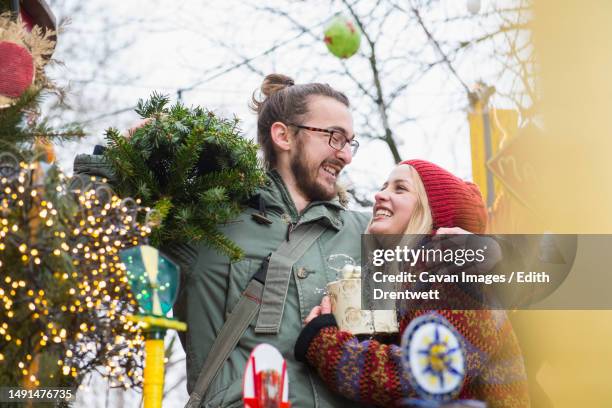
[135,92,170,118]
[103,93,265,259]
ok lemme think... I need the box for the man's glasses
[288,123,359,156]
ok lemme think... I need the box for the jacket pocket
[204,377,243,408]
[225,258,262,319]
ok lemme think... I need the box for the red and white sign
[243,344,290,408]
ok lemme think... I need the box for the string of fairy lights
[0,152,156,389]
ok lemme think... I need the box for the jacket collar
[251,170,345,230]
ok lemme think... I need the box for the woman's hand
[434,226,472,235]
[432,226,502,274]
[304,295,332,325]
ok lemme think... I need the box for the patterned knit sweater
[295,309,529,407]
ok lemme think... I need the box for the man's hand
[304,295,331,324]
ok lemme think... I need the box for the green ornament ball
[323,16,361,59]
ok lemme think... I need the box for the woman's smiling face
[368,164,420,235]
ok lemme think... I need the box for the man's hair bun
[250,74,295,113]
[261,73,295,96]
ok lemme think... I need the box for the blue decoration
[120,245,179,316]
[400,314,479,407]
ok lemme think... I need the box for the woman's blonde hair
[365,165,433,292]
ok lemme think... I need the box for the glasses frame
[288,123,359,156]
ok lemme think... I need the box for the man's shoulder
[340,208,370,229]
[342,208,370,219]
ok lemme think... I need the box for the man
[173,74,372,407]
[75,73,372,407]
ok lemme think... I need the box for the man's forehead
[305,96,352,124]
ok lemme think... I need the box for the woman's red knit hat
[400,159,487,234]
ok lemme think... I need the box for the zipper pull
[252,195,273,224]
[286,222,296,241]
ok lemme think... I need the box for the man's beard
[290,149,338,202]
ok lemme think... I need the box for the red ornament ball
[0,41,35,99]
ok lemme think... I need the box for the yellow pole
[468,83,496,208]
[127,315,186,407]
[143,337,165,408]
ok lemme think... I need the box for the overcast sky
[48,0,526,199]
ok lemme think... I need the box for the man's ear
[270,122,292,152]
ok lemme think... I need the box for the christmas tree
[0,10,152,397]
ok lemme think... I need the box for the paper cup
[327,279,398,335]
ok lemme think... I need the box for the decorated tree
[0,8,152,396]
[0,161,152,390]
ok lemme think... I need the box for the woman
[294,160,529,407]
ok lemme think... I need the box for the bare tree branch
[341,0,402,163]
[408,4,471,94]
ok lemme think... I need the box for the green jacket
[73,154,370,407]
[173,171,370,407]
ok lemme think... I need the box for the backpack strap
[185,222,326,408]
[255,222,326,334]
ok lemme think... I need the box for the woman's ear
[270,122,291,152]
